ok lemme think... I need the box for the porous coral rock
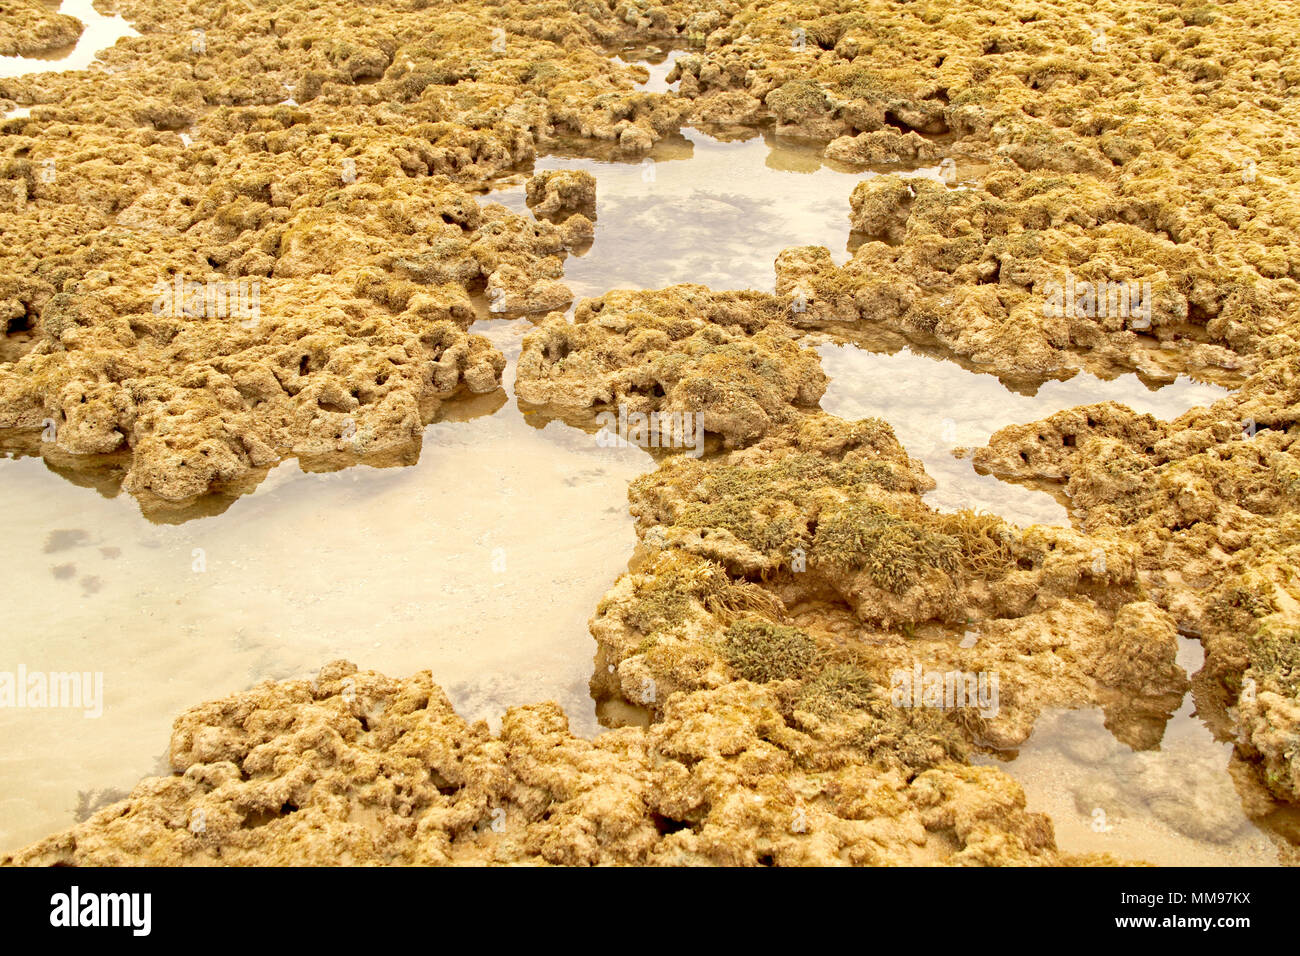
[5,0,1300,865]
[972,358,1300,804]
[591,415,1188,753]
[525,169,597,221]
[3,662,1085,867]
[516,286,827,447]
[0,0,83,57]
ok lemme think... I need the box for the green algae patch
[616,551,783,637]
[812,500,959,592]
[669,452,903,554]
[1210,581,1279,628]
[765,78,829,124]
[938,510,1018,579]
[1247,626,1300,698]
[848,708,971,774]
[720,617,822,683]
[794,664,875,718]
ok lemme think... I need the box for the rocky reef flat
[1,0,1298,866]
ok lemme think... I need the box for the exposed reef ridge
[4,661,1104,866]
[2,0,1291,504]
[2,0,1300,865]
[0,0,83,57]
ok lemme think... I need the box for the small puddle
[816,339,1231,526]
[489,126,971,295]
[0,320,652,851]
[976,639,1282,865]
[612,46,688,94]
[0,0,137,79]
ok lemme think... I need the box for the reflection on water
[0,74,1269,866]
[0,0,137,79]
[612,46,687,94]
[816,340,1231,526]
[975,639,1280,865]
[485,127,1234,527]
[490,126,968,295]
[0,321,651,851]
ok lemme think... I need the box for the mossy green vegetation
[641,451,905,557]
[848,708,970,773]
[813,500,959,592]
[720,617,822,683]
[1210,581,1278,627]
[619,552,782,636]
[633,437,1020,595]
[765,78,829,122]
[1247,625,1300,697]
[794,664,875,717]
[937,510,1017,578]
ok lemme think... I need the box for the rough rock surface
[2,0,1300,865]
[973,361,1300,803]
[0,0,83,57]
[517,286,827,447]
[525,169,596,221]
[3,661,1100,866]
[592,416,1188,753]
[778,165,1270,384]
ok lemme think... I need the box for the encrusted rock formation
[2,0,1299,865]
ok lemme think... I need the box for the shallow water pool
[489,126,969,296]
[0,321,651,850]
[816,339,1231,526]
[976,639,1284,865]
[0,0,137,79]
